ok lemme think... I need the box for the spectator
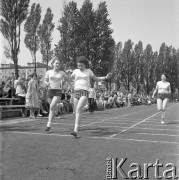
[14,77,21,89]
[127,92,132,107]
[3,77,14,98]
[38,85,49,113]
[0,81,5,98]
[37,82,48,117]
[25,73,40,118]
[108,95,115,108]
[116,95,124,107]
[88,83,96,114]
[15,77,26,117]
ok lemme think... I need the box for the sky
[0,0,179,66]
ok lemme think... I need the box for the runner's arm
[44,71,50,87]
[152,84,158,98]
[168,84,171,94]
[91,73,112,82]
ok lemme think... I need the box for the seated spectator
[95,92,103,111]
[123,96,128,106]
[15,77,26,117]
[146,95,152,105]
[137,96,142,105]
[116,96,124,107]
[100,91,110,109]
[55,102,65,117]
[14,77,21,89]
[0,81,5,98]
[63,93,73,113]
[15,78,26,99]
[3,77,14,98]
[108,95,115,108]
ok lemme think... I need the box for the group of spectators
[0,74,163,118]
[92,89,154,111]
[0,74,73,117]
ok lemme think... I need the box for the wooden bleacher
[0,105,27,120]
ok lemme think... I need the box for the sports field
[1,103,179,180]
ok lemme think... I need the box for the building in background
[0,62,52,82]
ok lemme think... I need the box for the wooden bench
[0,97,20,105]
[0,105,27,120]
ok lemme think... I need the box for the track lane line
[86,124,179,132]
[80,106,156,128]
[98,121,179,128]
[9,131,179,145]
[131,132,179,137]
[109,103,177,138]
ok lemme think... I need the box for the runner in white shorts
[69,56,112,138]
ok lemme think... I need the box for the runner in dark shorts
[48,89,62,99]
[152,73,171,124]
[157,93,170,101]
[45,58,67,131]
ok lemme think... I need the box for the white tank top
[157,81,170,93]
[45,70,66,89]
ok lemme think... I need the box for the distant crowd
[0,74,178,118]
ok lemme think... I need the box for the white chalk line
[132,132,179,137]
[109,103,177,138]
[87,124,179,132]
[95,121,179,128]
[80,106,156,128]
[9,131,179,145]
[149,118,179,121]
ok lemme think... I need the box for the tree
[24,3,41,72]
[55,0,115,76]
[133,41,143,93]
[121,39,134,90]
[113,41,123,87]
[56,1,81,66]
[166,47,179,94]
[91,1,115,76]
[142,44,154,94]
[0,0,30,78]
[38,8,55,69]
[157,43,166,79]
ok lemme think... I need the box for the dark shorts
[48,89,62,99]
[74,90,89,100]
[157,93,170,101]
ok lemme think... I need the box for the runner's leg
[46,96,61,129]
[161,98,169,122]
[73,96,88,134]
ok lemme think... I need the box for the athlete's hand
[106,73,112,80]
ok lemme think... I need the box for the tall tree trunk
[14,56,19,79]
[86,37,90,59]
[46,49,49,71]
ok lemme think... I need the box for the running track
[1,102,179,180]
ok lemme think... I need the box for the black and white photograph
[0,0,179,179]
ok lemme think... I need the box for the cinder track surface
[1,103,179,180]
